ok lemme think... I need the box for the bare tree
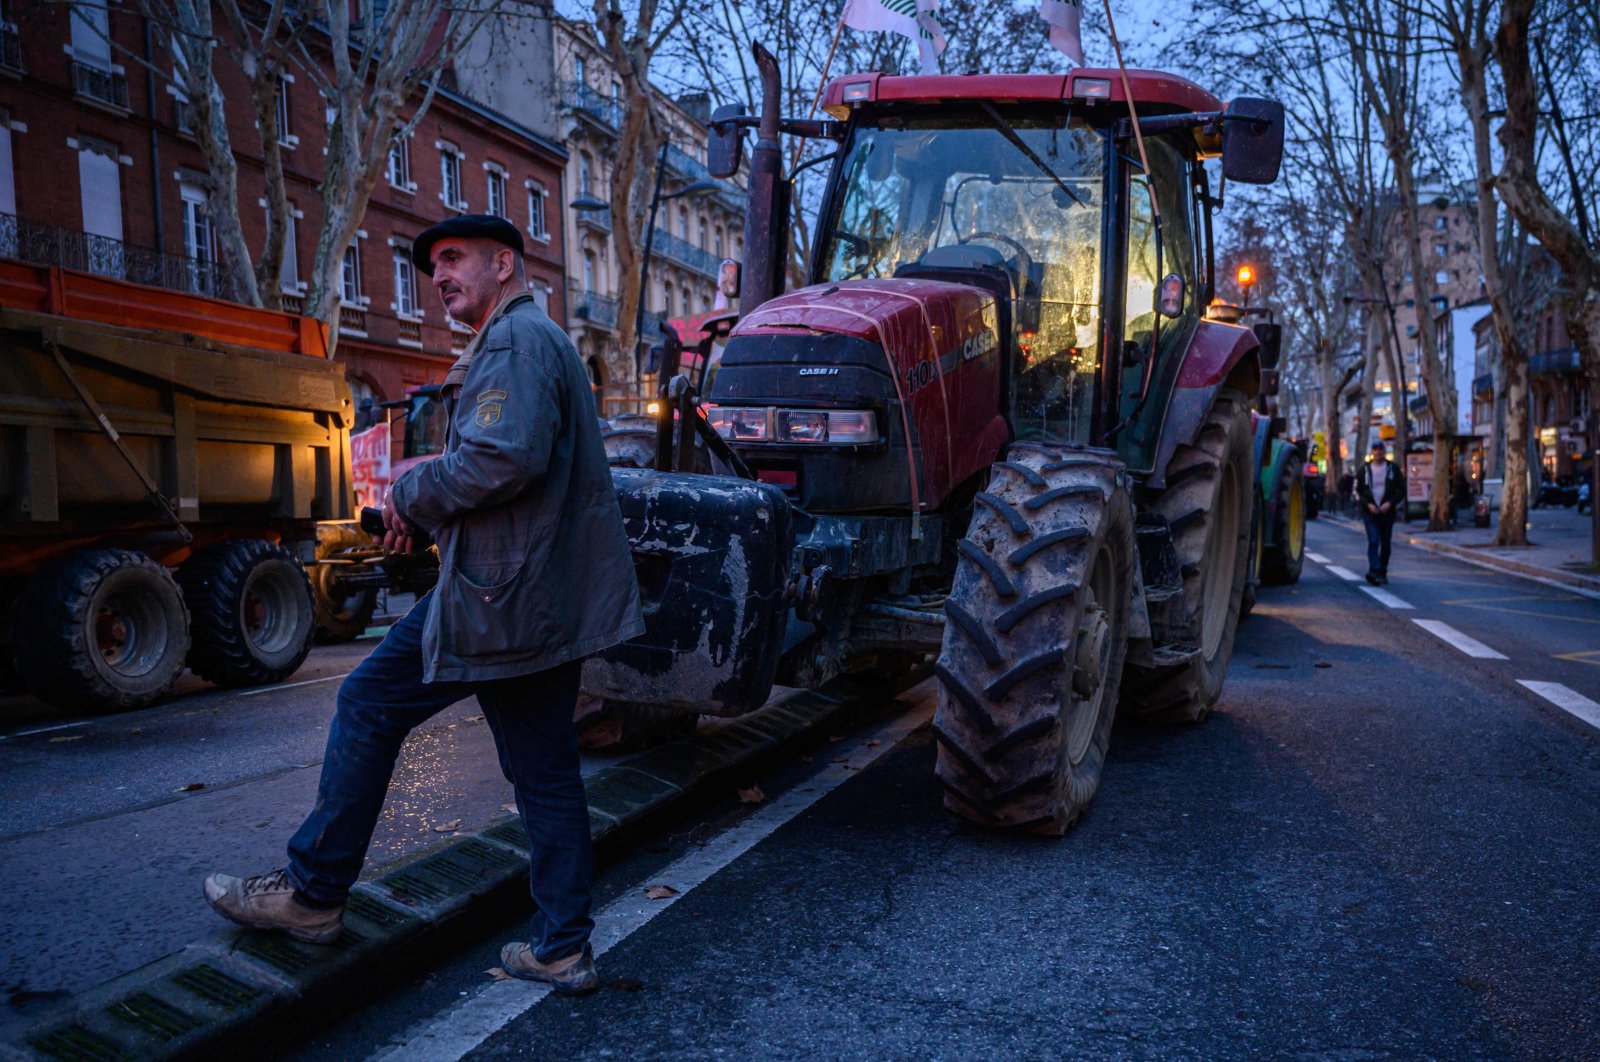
[294,1,500,347]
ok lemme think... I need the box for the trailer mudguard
[580,470,794,717]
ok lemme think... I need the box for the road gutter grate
[104,993,201,1042]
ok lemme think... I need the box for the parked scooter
[1533,479,1579,509]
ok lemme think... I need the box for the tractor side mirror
[1253,322,1282,369]
[1221,97,1285,185]
[707,104,746,179]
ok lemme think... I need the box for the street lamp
[634,141,721,382]
[1236,264,1255,310]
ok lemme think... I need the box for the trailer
[0,261,351,712]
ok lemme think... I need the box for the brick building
[0,0,568,423]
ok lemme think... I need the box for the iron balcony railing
[663,144,708,181]
[72,60,128,109]
[562,81,623,130]
[650,227,719,277]
[0,24,21,72]
[1530,348,1582,375]
[573,290,619,328]
[0,212,242,301]
[1472,373,1494,400]
[575,208,612,233]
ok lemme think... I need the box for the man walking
[204,215,642,996]
[1358,441,1405,585]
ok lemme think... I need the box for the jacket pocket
[455,504,545,587]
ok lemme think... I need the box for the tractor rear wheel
[1125,388,1254,723]
[1261,449,1306,584]
[934,448,1134,835]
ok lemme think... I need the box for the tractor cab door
[1113,135,1203,471]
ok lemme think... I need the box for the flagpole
[1100,0,1159,228]
[790,8,850,171]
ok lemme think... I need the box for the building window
[388,133,411,189]
[393,249,417,317]
[70,0,111,70]
[578,153,593,197]
[527,183,548,240]
[582,250,597,292]
[77,142,123,278]
[275,76,292,146]
[440,144,463,209]
[714,226,724,258]
[1434,215,1447,230]
[276,206,300,293]
[681,285,690,317]
[341,242,363,304]
[699,218,709,251]
[1434,241,1447,258]
[677,206,688,239]
[1434,270,1449,285]
[486,169,506,218]
[180,185,216,295]
[575,57,587,87]
[1432,296,1448,312]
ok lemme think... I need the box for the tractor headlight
[706,407,770,441]
[708,407,880,445]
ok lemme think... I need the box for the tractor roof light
[1072,78,1113,100]
[842,81,873,102]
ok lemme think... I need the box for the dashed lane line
[371,696,936,1061]
[1305,551,1332,564]
[0,719,91,741]
[1412,619,1509,660]
[1325,565,1364,582]
[1517,681,1600,732]
[1358,586,1414,610]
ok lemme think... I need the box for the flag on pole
[1040,0,1085,65]
[842,0,948,74]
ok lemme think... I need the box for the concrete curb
[3,676,915,1062]
[1317,515,1600,597]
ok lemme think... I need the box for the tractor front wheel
[934,447,1134,835]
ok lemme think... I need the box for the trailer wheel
[1124,388,1254,723]
[1261,449,1306,585]
[11,548,190,713]
[933,449,1134,835]
[311,523,377,644]
[178,540,315,687]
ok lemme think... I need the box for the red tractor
[583,49,1284,834]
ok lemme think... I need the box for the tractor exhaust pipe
[738,42,786,314]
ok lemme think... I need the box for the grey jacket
[389,294,644,682]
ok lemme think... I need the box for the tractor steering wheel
[959,230,1033,291]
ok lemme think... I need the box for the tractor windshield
[818,110,1105,443]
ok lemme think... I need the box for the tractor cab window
[819,111,1106,445]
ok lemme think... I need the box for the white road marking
[1325,565,1364,582]
[237,672,350,697]
[1412,620,1508,660]
[0,719,91,741]
[1359,586,1414,610]
[372,696,936,1061]
[1305,551,1331,564]
[1517,681,1600,731]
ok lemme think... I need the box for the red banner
[351,423,392,510]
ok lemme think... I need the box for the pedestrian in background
[1358,441,1405,585]
[204,215,643,996]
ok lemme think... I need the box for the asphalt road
[4,521,1597,1057]
[290,520,1600,1061]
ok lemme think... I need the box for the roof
[820,69,1223,116]
[438,86,570,162]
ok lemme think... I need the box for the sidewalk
[1321,503,1600,596]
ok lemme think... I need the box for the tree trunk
[1499,353,1531,545]
[186,65,261,308]
[249,68,289,311]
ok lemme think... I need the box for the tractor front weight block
[581,470,795,717]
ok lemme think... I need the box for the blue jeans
[1364,511,1395,575]
[286,594,593,961]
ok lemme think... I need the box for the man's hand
[1379,502,1392,513]
[1367,503,1379,514]
[382,505,418,555]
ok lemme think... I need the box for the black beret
[412,214,524,276]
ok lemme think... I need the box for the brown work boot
[203,868,343,945]
[500,942,599,995]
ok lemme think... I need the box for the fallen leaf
[501,803,519,814]
[737,785,766,804]
[178,782,206,792]
[485,967,513,982]
[644,885,678,900]
[432,819,462,833]
[1315,661,1333,669]
[463,715,485,723]
[831,757,848,765]
[867,739,882,747]
[48,735,83,744]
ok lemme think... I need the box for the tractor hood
[730,278,998,378]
